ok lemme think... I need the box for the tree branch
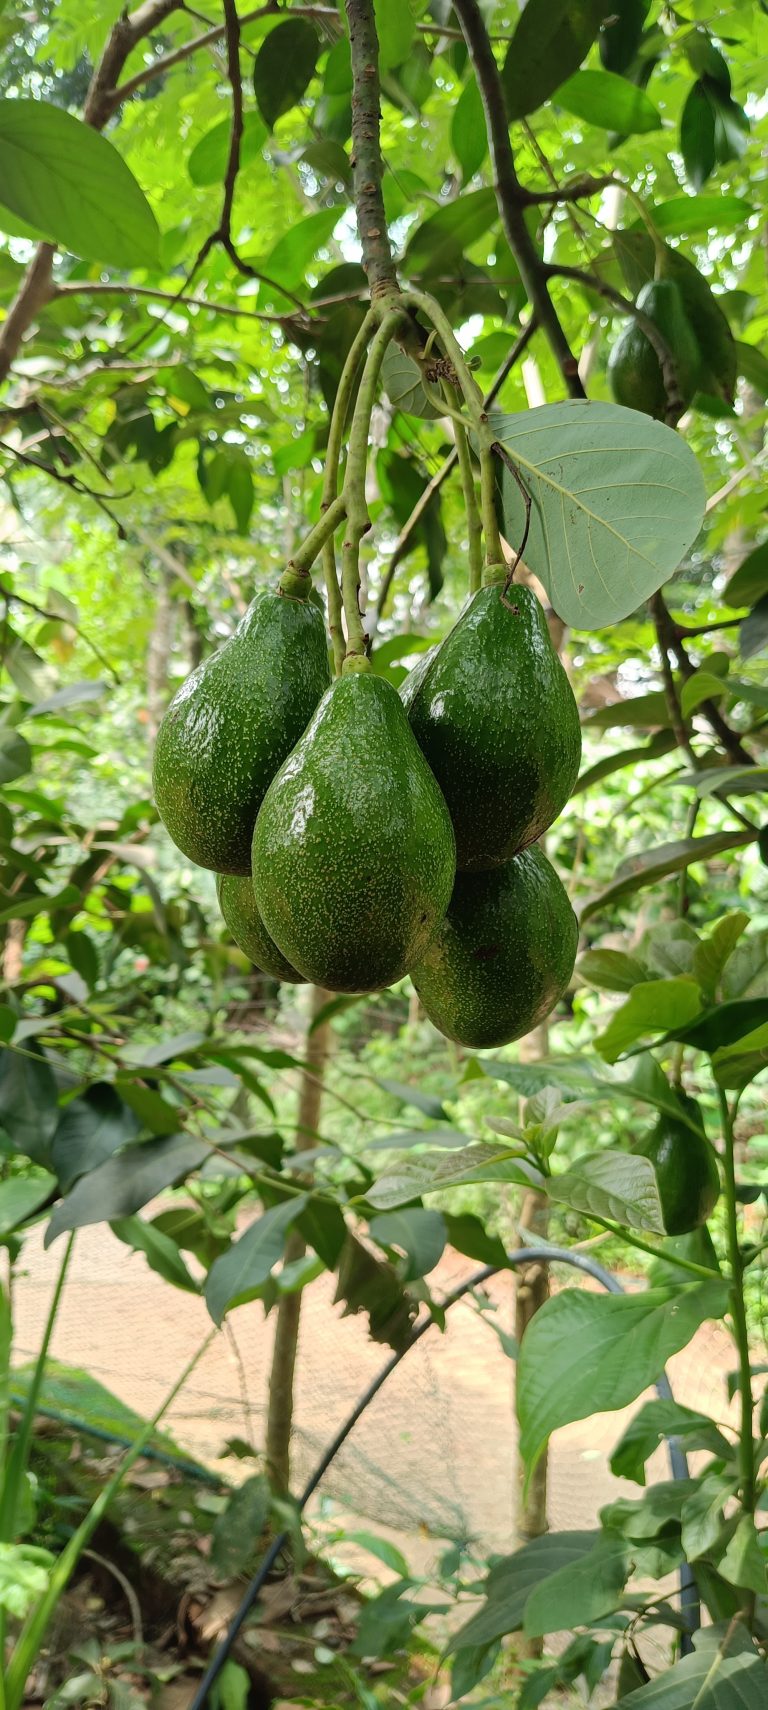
[344,0,399,301]
[653,591,754,768]
[452,0,585,399]
[52,279,307,326]
[0,0,185,386]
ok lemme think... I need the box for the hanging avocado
[411,846,578,1048]
[216,873,306,984]
[153,587,331,875]
[607,279,701,420]
[252,671,456,993]
[406,583,581,870]
[633,1094,720,1235]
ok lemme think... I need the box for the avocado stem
[319,306,377,673]
[285,492,347,581]
[443,380,483,593]
[341,308,405,663]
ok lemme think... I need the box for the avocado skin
[252,673,456,994]
[633,1094,720,1235]
[411,845,578,1048]
[216,872,305,984]
[153,590,331,875]
[608,279,701,420]
[407,585,581,871]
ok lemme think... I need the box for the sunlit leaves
[0,101,158,266]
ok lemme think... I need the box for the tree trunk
[265,985,332,1494]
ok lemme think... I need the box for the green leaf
[187,111,266,186]
[663,997,768,1055]
[517,1280,727,1478]
[692,912,750,1002]
[680,82,716,191]
[451,76,488,181]
[548,1149,665,1233]
[52,1084,140,1192]
[523,1530,630,1636]
[45,1134,209,1245]
[579,831,755,923]
[368,1144,541,1210]
[680,670,727,716]
[261,207,339,294]
[740,595,768,661]
[0,100,159,267]
[0,1047,58,1167]
[712,1022,768,1090]
[210,1475,270,1579]
[376,1078,449,1121]
[718,1516,767,1597]
[369,1209,446,1280]
[227,457,254,535]
[0,729,30,785]
[577,949,649,992]
[253,20,319,129]
[204,1196,308,1325]
[116,1080,181,1137]
[681,1473,740,1560]
[380,344,439,420]
[345,1532,409,1578]
[556,69,661,133]
[111,1215,199,1294]
[374,0,414,70]
[404,187,498,274]
[594,979,702,1063]
[443,1212,508,1268]
[615,1621,766,1707]
[675,764,768,798]
[65,930,99,991]
[0,1174,55,1236]
[450,1532,602,1653]
[735,340,768,399]
[724,544,768,609]
[585,691,671,730]
[573,731,677,794]
[501,0,610,121]
[491,401,706,630]
[334,1232,417,1350]
[650,195,753,237]
[610,1398,731,1485]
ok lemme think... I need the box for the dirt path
[15,1222,736,1568]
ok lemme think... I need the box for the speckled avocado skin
[251,673,456,994]
[633,1094,720,1235]
[411,845,577,1048]
[153,590,331,875]
[216,872,306,984]
[407,585,581,871]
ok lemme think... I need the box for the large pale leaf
[548,1150,665,1233]
[491,401,706,629]
[0,100,159,266]
[517,1280,727,1476]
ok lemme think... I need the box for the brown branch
[0,0,185,386]
[452,0,584,400]
[519,174,617,207]
[344,0,399,301]
[109,3,277,108]
[651,592,696,765]
[52,278,308,325]
[653,591,754,768]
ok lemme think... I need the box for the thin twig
[82,1550,144,1654]
[6,591,122,684]
[53,279,311,327]
[0,439,129,536]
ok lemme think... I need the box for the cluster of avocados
[152,565,581,1049]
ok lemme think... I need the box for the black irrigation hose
[188,1245,699,1709]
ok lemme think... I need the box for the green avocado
[608,278,701,420]
[411,845,578,1048]
[633,1094,720,1235]
[406,584,581,870]
[216,872,305,984]
[153,588,331,875]
[252,671,456,994]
